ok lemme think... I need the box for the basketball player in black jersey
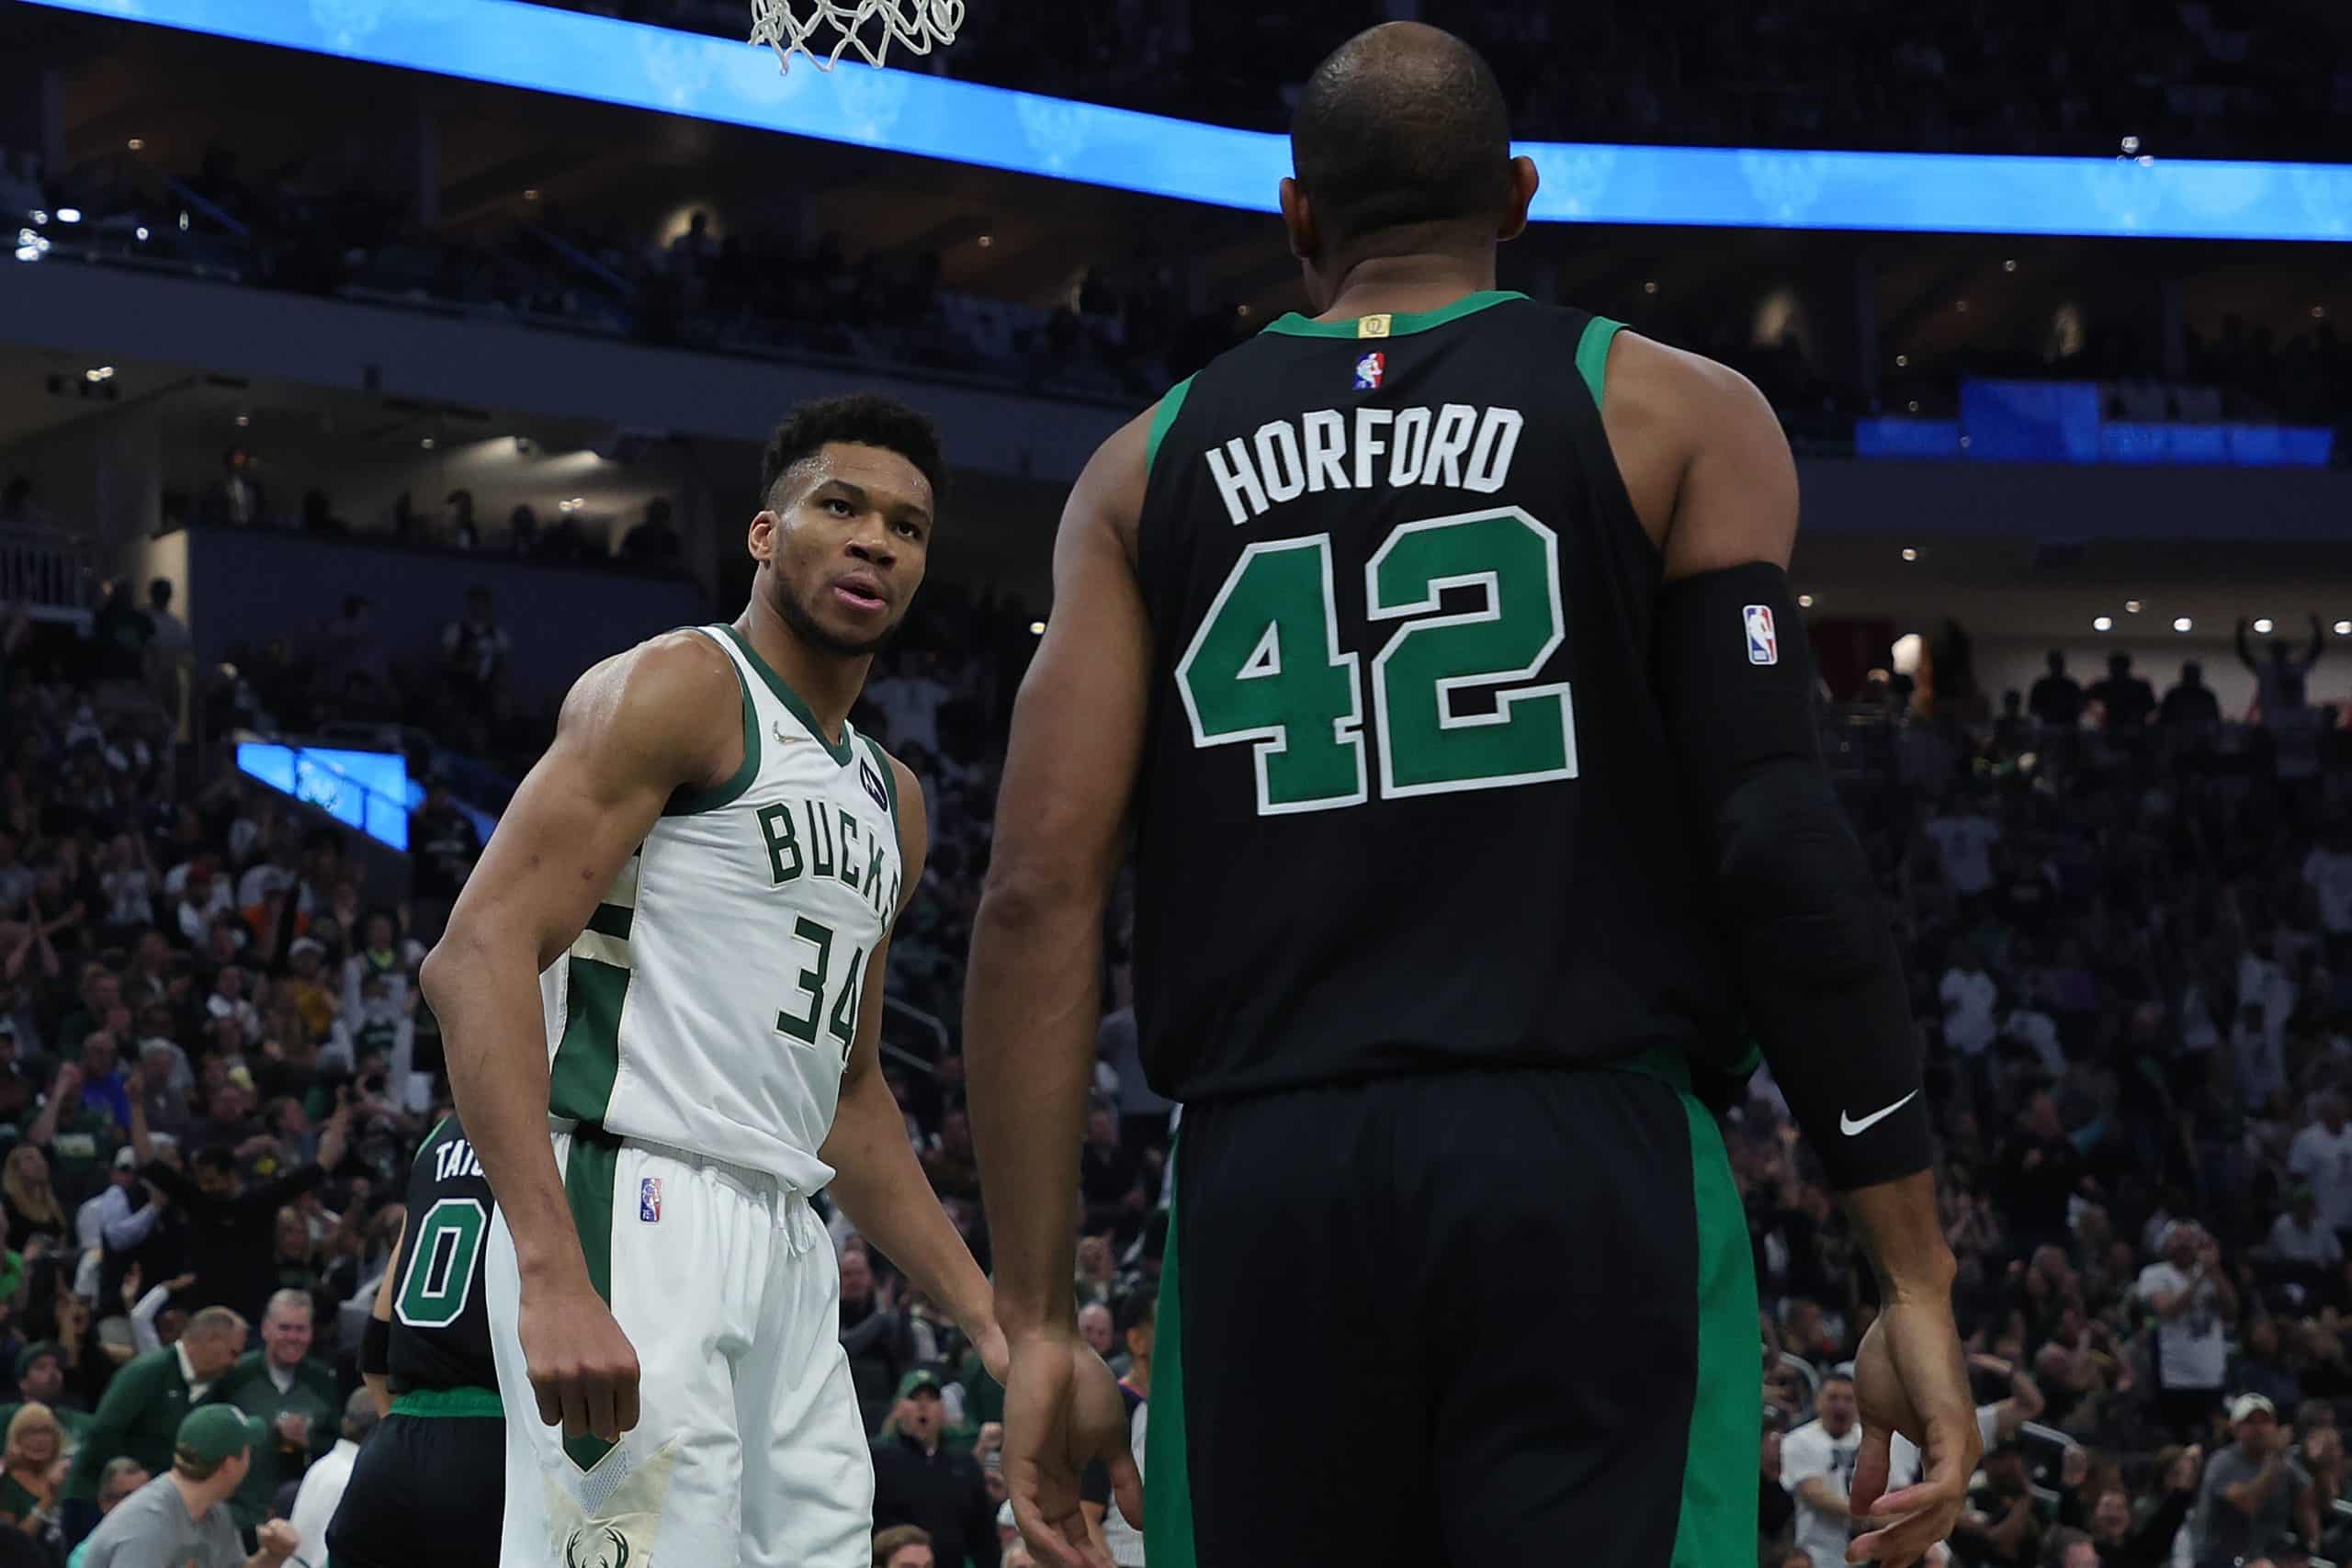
[326,1114,503,1567]
[966,21,1976,1568]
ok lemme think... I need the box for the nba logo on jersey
[1744,604,1779,665]
[639,1177,662,1223]
[1353,352,1385,390]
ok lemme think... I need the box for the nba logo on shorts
[1353,352,1385,390]
[639,1177,662,1224]
[1744,604,1778,665]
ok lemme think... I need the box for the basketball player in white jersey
[423,394,1005,1568]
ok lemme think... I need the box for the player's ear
[1498,155,1538,244]
[1278,176,1318,263]
[747,510,779,562]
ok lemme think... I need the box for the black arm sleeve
[1656,560,1929,1190]
[360,1314,390,1378]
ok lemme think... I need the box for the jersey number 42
[1175,507,1576,814]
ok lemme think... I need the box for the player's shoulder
[1603,331,1776,430]
[558,627,742,755]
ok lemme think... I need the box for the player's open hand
[519,1280,640,1446]
[1001,1329,1140,1568]
[1847,1301,1979,1565]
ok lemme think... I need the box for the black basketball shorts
[326,1398,504,1568]
[1144,1056,1758,1568]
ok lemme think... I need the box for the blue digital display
[1856,381,2334,468]
[23,0,2352,243]
[237,741,412,852]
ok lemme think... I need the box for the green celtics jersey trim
[538,626,904,1191]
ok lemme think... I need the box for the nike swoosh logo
[1840,1089,1919,1136]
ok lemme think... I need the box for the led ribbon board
[22,0,2352,240]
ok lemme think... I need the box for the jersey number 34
[1175,507,1576,814]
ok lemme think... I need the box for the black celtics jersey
[1131,290,1736,1104]
[390,1114,499,1395]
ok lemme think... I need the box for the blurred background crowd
[2,0,2350,1563]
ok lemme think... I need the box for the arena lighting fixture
[421,437,435,450]
[2093,616,2113,631]
[234,413,250,427]
[2336,621,2351,637]
[2004,259,2018,271]
[1643,280,1658,294]
[126,138,142,151]
[1028,621,1046,636]
[1900,547,1918,561]
[84,367,113,382]
[24,0,2352,242]
[2125,600,2143,613]
[2174,617,2193,632]
[1797,594,1814,608]
[1894,355,1909,367]
[54,209,80,224]
[976,234,993,248]
[134,226,148,242]
[27,210,46,226]
[2254,617,2275,634]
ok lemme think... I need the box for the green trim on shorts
[560,1124,624,1472]
[390,1385,503,1419]
[1670,1090,1762,1566]
[1143,1137,1196,1568]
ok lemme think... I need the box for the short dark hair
[1291,24,1513,254]
[761,394,947,514]
[193,1146,237,1178]
[872,1523,932,1568]
[1113,1287,1156,1338]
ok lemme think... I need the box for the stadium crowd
[9,535,2352,1567]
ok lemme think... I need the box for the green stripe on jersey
[1145,377,1195,479]
[560,1125,623,1472]
[861,734,900,837]
[718,623,853,766]
[1576,315,1625,412]
[548,958,628,1125]
[582,902,633,941]
[666,637,761,815]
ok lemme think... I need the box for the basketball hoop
[749,0,964,73]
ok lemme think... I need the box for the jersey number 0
[1174,507,1577,814]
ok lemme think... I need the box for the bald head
[1289,23,1515,256]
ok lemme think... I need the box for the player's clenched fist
[521,1283,642,1443]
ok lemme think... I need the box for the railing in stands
[0,526,93,625]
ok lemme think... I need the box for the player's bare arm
[1610,332,1976,1567]
[816,750,1006,1380]
[423,630,742,1445]
[363,1211,405,1416]
[966,407,1153,1568]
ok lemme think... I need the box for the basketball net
[748,0,964,73]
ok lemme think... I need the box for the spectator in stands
[920,1106,979,1203]
[0,1402,64,1534]
[2193,1394,2314,1568]
[440,587,511,704]
[2286,1094,2352,1250]
[91,582,153,684]
[2161,660,2222,728]
[218,1289,334,1533]
[2030,650,2085,728]
[199,447,264,529]
[871,1371,998,1568]
[1779,1372,1866,1568]
[74,1404,298,1568]
[74,1457,149,1557]
[287,1387,375,1568]
[7,1342,93,1443]
[445,490,480,550]
[619,497,683,565]
[3,1145,69,1250]
[131,1092,350,1324]
[2139,1222,2235,1438]
[1078,1100,1143,1242]
[2259,1184,2343,1300]
[60,1304,247,1547]
[1939,940,2001,1059]
[872,1523,933,1568]
[408,784,480,937]
[2238,616,2324,722]
[2092,1454,2201,1568]
[2086,651,2157,731]
[2303,824,2352,964]
[1952,1438,2042,1564]
[840,1245,913,1437]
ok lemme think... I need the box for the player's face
[755,443,933,659]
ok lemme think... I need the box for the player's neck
[738,602,868,744]
[1314,252,1498,323]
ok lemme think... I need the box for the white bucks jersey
[539,625,904,1191]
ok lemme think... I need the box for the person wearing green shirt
[60,1305,248,1548]
[213,1290,335,1533]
